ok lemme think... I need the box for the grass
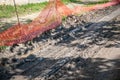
[62,0,72,4]
[0,2,47,18]
[0,46,8,52]
[0,0,71,18]
[0,0,111,49]
[69,0,110,5]
[0,0,110,18]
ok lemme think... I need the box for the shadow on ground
[0,55,119,80]
[0,10,120,80]
[3,15,120,59]
[31,18,120,49]
[0,19,32,32]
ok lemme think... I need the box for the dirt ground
[0,4,120,80]
[48,15,120,80]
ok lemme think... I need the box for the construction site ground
[0,4,120,80]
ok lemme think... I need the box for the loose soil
[0,4,120,80]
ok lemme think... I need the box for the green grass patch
[0,46,8,52]
[0,0,110,18]
[0,0,70,18]
[69,0,110,5]
[0,2,47,18]
[62,0,72,4]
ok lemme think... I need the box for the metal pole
[13,0,20,27]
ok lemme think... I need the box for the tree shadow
[0,19,32,32]
[15,16,119,56]
[1,13,119,55]
[0,55,119,80]
[0,22,14,32]
[1,14,119,66]
[48,57,120,80]
[92,20,120,48]
[48,19,120,49]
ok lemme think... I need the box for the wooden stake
[13,0,20,27]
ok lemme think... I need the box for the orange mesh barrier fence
[0,0,61,46]
[0,0,119,46]
[74,0,120,14]
[56,0,73,16]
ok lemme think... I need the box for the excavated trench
[0,4,120,80]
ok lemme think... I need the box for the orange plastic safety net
[0,0,62,46]
[74,0,120,14]
[0,0,120,46]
